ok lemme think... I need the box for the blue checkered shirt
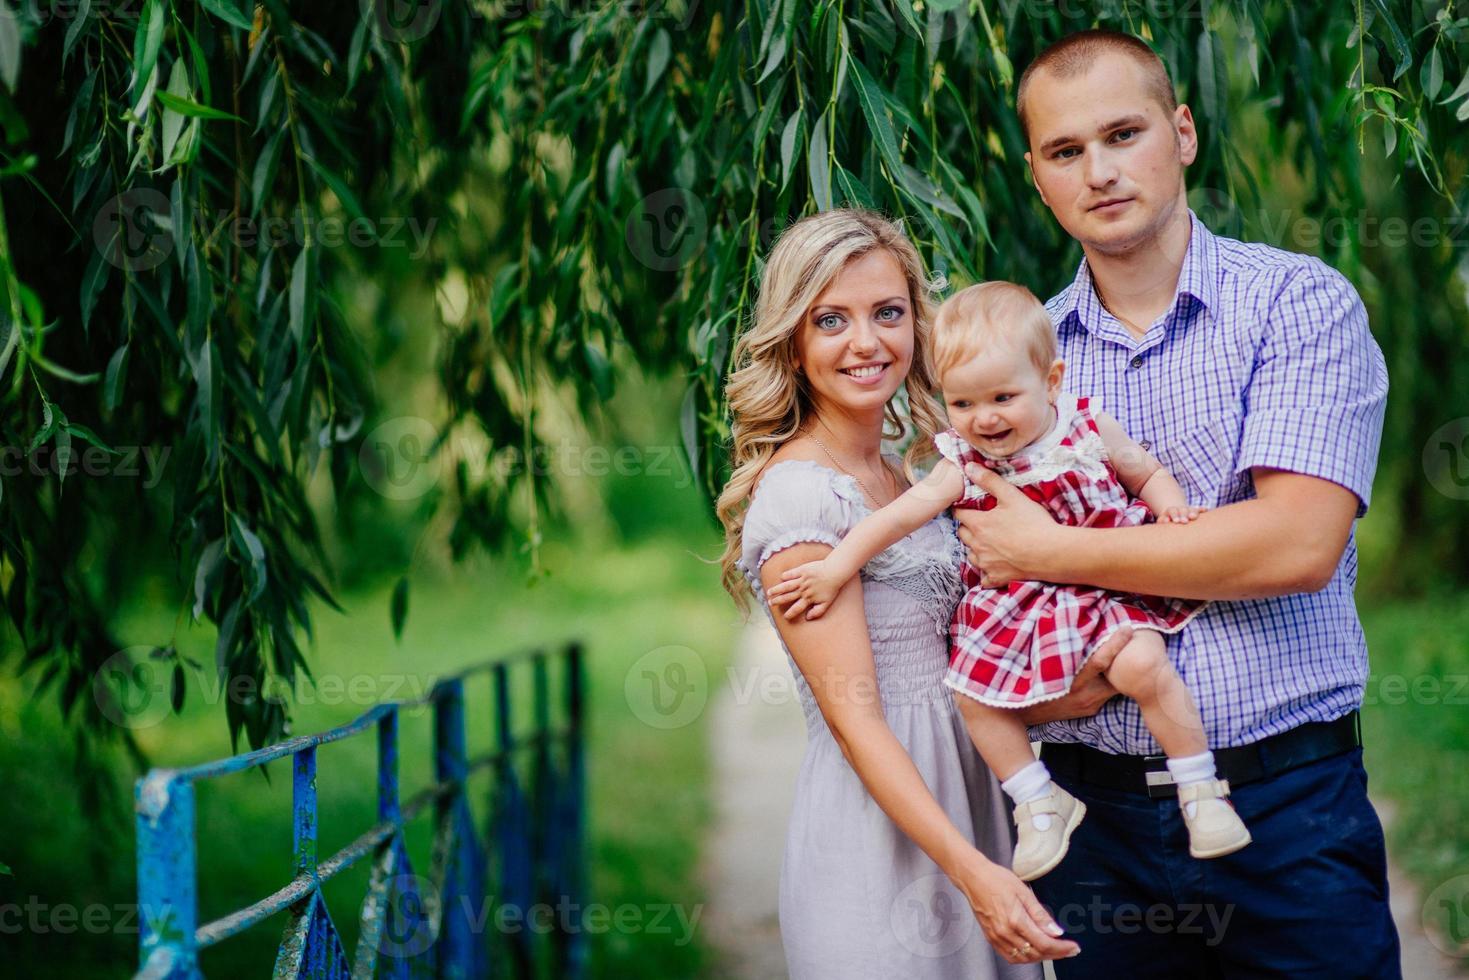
[1029,211,1388,755]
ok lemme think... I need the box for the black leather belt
[1039,711,1362,799]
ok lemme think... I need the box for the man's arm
[955,467,1357,600]
[958,268,1385,601]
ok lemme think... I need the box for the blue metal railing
[133,643,586,979]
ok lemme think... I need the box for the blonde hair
[931,281,1057,381]
[716,209,946,611]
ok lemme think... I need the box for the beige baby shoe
[1011,784,1087,882]
[1178,778,1253,858]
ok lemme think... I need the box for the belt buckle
[1142,754,1176,798]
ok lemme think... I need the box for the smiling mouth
[839,363,889,379]
[980,429,1012,442]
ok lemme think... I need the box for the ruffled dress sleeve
[737,460,860,600]
[932,428,989,508]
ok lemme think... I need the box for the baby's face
[941,346,1063,460]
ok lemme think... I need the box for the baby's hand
[1161,504,1207,524]
[766,560,843,621]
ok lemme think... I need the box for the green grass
[0,532,739,978]
[1359,594,1469,955]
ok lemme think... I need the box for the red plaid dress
[939,394,1206,708]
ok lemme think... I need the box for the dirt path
[705,620,1465,978]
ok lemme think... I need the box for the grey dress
[739,459,1040,979]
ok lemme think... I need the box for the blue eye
[816,313,844,330]
[1055,147,1079,159]
[877,305,904,321]
[1112,129,1137,142]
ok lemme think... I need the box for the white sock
[1002,760,1055,831]
[1167,751,1217,818]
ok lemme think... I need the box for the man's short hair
[1016,29,1178,148]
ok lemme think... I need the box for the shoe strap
[1178,778,1231,804]
[1014,794,1061,824]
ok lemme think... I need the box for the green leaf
[390,576,409,641]
[1442,66,1469,105]
[891,0,924,41]
[229,514,268,604]
[154,91,245,123]
[200,0,254,31]
[779,110,803,191]
[305,156,369,224]
[756,31,788,85]
[63,0,93,66]
[1423,46,1444,102]
[31,352,100,385]
[79,247,109,335]
[161,60,191,164]
[251,126,285,215]
[103,343,129,411]
[289,249,311,348]
[849,58,904,176]
[132,0,165,103]
[807,109,832,210]
[644,28,671,96]
[0,5,20,92]
[0,861,10,875]
[62,422,118,454]
[1366,0,1412,81]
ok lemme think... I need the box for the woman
[717,209,1125,973]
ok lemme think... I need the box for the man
[954,29,1401,976]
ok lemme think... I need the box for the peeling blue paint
[133,645,587,979]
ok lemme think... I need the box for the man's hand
[954,465,1063,588]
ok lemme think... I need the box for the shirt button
[1140,440,1151,451]
[1130,356,1144,368]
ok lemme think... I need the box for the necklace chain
[806,429,882,506]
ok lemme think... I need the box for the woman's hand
[954,466,1064,587]
[949,848,1079,964]
[1016,627,1130,725]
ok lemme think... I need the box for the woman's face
[793,249,915,422]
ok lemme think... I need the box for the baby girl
[768,281,1251,880]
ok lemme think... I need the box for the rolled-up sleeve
[1236,269,1388,516]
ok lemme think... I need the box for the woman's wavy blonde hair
[716,208,947,611]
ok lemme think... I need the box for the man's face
[1023,53,1197,256]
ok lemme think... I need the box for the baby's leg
[956,693,1089,878]
[1102,629,1207,758]
[1103,629,1252,856]
[955,696,1060,831]
[954,695,1038,780]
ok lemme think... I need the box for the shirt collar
[1057,208,1220,336]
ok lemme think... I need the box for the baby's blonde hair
[931,281,1057,380]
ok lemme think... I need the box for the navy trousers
[1032,747,1401,978]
